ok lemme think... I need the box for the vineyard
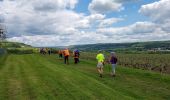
[80,52,170,74]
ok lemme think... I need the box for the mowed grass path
[0,54,170,100]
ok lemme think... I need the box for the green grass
[0,54,170,100]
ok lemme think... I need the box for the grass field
[0,54,170,100]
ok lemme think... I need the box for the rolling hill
[69,40,170,52]
[0,41,31,48]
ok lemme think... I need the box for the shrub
[0,48,6,55]
[7,48,33,54]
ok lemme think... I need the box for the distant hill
[69,40,170,52]
[1,40,170,52]
[0,41,32,48]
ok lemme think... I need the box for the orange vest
[63,49,70,56]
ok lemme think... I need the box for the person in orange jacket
[63,48,70,64]
[58,50,63,58]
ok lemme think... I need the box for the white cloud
[8,35,62,47]
[7,32,109,46]
[7,20,170,47]
[1,0,113,46]
[86,13,105,21]
[1,0,107,36]
[0,0,83,37]
[88,0,139,14]
[139,0,170,33]
[32,0,78,12]
[1,0,170,47]
[114,0,140,3]
[161,21,170,32]
[139,0,170,23]
[88,0,124,13]
[96,21,170,43]
[98,17,123,27]
[130,22,157,34]
[75,13,105,29]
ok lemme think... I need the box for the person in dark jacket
[109,52,118,77]
[48,48,51,55]
[73,49,80,64]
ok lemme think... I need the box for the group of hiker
[40,47,118,78]
[58,48,80,64]
[96,50,118,78]
[40,48,51,55]
[58,48,117,78]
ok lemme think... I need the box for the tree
[0,24,7,48]
[0,25,6,40]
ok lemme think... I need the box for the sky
[0,0,170,47]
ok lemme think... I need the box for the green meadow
[0,54,170,100]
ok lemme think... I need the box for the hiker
[96,50,105,78]
[63,48,70,64]
[58,50,63,58]
[73,49,80,64]
[40,48,43,54]
[44,48,47,55]
[109,52,118,77]
[48,48,51,55]
[40,48,46,55]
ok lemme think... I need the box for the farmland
[0,54,170,100]
[0,42,170,99]
[80,52,170,74]
[1,0,170,99]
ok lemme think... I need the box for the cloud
[1,0,106,37]
[139,0,170,33]
[75,13,105,29]
[96,21,170,43]
[130,22,157,34]
[7,20,170,47]
[98,17,123,27]
[94,0,170,43]
[97,21,160,36]
[7,31,109,46]
[1,0,170,47]
[88,0,124,13]
[86,13,105,21]
[0,14,5,23]
[114,0,140,3]
[7,35,62,47]
[139,0,170,23]
[1,0,113,46]
[1,0,83,37]
[32,0,78,12]
[161,21,170,32]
